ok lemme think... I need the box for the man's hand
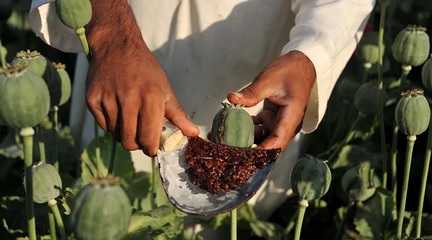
[85,0,199,156]
[227,51,315,150]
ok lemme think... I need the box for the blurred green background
[0,0,76,126]
[1,0,432,239]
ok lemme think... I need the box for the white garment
[29,0,374,218]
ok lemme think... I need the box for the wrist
[85,0,146,56]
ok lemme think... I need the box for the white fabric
[28,0,374,219]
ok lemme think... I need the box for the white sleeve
[283,0,375,133]
[29,0,83,53]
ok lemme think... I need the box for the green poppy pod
[422,57,432,94]
[354,81,386,116]
[395,89,431,136]
[13,50,63,106]
[359,32,383,65]
[0,42,6,67]
[291,155,332,201]
[0,64,50,128]
[337,78,360,103]
[70,176,132,240]
[13,50,49,78]
[52,63,72,106]
[210,103,255,148]
[25,162,62,204]
[392,25,430,67]
[56,0,92,30]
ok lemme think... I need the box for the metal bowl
[157,134,277,216]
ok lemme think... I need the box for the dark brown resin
[185,137,280,194]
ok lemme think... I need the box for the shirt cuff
[282,39,333,134]
[29,0,83,53]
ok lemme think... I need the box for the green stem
[317,144,338,159]
[294,200,308,240]
[151,157,157,209]
[283,209,298,235]
[390,124,399,208]
[76,27,90,57]
[396,136,416,239]
[377,0,388,189]
[53,106,59,169]
[231,208,237,240]
[108,136,117,175]
[415,121,432,238]
[400,65,412,86]
[48,212,57,240]
[49,199,66,240]
[362,63,372,82]
[95,147,102,177]
[60,198,71,215]
[335,207,349,240]
[0,40,6,68]
[38,141,46,163]
[21,127,37,240]
[328,104,356,146]
[53,106,59,132]
[377,0,386,70]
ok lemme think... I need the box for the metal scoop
[157,127,278,216]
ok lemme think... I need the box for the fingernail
[192,126,200,135]
[142,145,157,157]
[231,92,243,98]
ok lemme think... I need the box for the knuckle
[142,93,161,105]
[242,87,260,101]
[119,87,136,97]
[117,92,133,104]
[141,86,165,102]
[86,92,99,109]
[102,98,117,115]
[166,105,185,120]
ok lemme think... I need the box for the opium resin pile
[185,137,280,194]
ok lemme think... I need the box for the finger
[86,89,107,130]
[101,94,119,133]
[227,74,275,107]
[259,100,305,150]
[137,95,165,156]
[119,97,140,151]
[258,137,282,150]
[165,97,199,137]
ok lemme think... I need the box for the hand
[227,51,315,150]
[85,0,199,156]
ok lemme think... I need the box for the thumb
[227,75,274,107]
